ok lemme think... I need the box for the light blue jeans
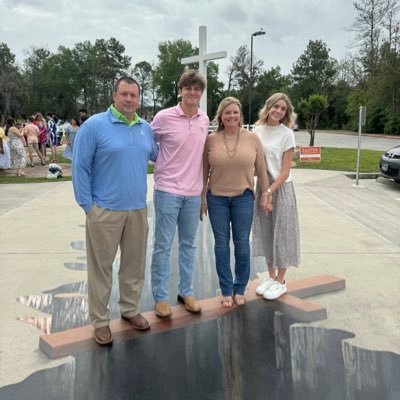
[151,190,202,302]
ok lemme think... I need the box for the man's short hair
[178,69,206,91]
[28,117,34,123]
[114,76,140,95]
[46,113,53,118]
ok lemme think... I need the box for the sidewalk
[0,170,399,388]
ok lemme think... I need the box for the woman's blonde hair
[212,96,243,132]
[256,93,296,127]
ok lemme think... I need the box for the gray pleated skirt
[252,180,300,268]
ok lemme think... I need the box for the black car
[379,145,400,183]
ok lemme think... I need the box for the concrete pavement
[0,170,399,387]
[295,129,400,150]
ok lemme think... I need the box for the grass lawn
[293,147,381,173]
[0,147,380,184]
[0,175,72,184]
[57,152,72,164]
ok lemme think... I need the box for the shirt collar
[175,103,203,118]
[110,105,140,127]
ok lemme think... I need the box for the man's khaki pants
[85,205,148,328]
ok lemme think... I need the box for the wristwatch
[267,188,272,194]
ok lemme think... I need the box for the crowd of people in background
[0,110,88,176]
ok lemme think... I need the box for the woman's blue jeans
[206,189,254,296]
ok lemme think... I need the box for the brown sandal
[221,296,234,308]
[234,294,246,306]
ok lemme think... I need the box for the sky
[1,0,358,85]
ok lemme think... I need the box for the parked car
[293,123,299,131]
[379,144,400,183]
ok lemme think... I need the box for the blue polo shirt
[72,107,158,214]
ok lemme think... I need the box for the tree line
[0,0,399,135]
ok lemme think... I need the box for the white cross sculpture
[181,26,227,114]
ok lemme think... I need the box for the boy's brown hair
[178,69,206,91]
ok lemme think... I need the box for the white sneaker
[255,277,276,295]
[263,281,287,300]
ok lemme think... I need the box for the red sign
[299,146,321,162]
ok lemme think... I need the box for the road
[294,130,399,151]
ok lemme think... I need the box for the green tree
[206,61,224,119]
[344,0,400,133]
[71,38,131,114]
[346,88,368,130]
[225,45,263,123]
[0,43,22,118]
[298,95,329,146]
[23,46,51,113]
[368,42,400,133]
[253,66,291,121]
[132,61,153,114]
[149,63,160,117]
[226,45,263,93]
[93,38,131,110]
[290,40,337,102]
[153,39,196,107]
[326,80,352,129]
[38,46,80,118]
[350,0,386,74]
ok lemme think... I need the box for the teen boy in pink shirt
[151,70,209,318]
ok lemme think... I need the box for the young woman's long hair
[256,93,296,127]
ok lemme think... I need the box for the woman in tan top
[201,97,272,308]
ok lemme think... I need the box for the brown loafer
[121,313,150,331]
[177,295,202,313]
[154,301,172,318]
[94,325,113,346]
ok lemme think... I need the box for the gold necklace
[222,129,240,158]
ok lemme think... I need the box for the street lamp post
[248,29,266,127]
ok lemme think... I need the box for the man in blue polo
[72,76,158,346]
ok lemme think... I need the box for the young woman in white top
[252,93,300,300]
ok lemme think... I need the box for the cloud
[1,0,357,80]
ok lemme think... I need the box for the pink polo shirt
[151,104,209,196]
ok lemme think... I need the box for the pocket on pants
[87,204,106,222]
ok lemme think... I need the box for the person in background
[34,113,48,164]
[22,117,45,167]
[150,69,209,318]
[201,97,272,308]
[79,109,88,125]
[252,93,300,300]
[46,113,58,163]
[63,117,80,160]
[0,127,11,173]
[72,76,158,346]
[5,117,27,177]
